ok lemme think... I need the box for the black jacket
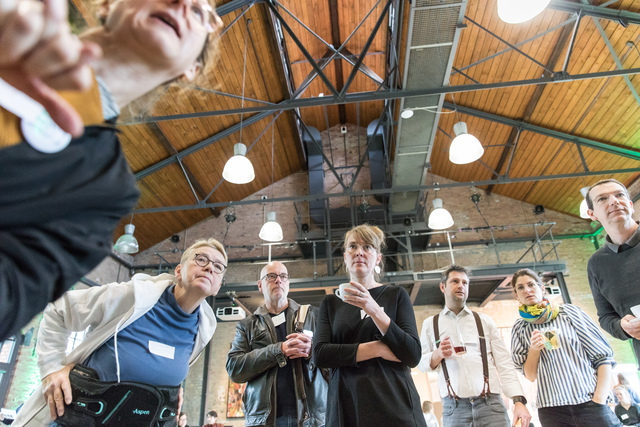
[0,125,139,340]
[226,299,328,427]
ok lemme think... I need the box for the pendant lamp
[428,198,454,230]
[114,223,139,254]
[449,122,484,164]
[223,20,255,185]
[497,0,551,24]
[222,143,255,184]
[259,211,283,242]
[258,119,283,242]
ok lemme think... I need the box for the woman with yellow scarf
[510,269,621,427]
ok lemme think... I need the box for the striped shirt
[511,304,615,408]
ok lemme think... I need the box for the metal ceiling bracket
[464,16,554,75]
[452,17,577,78]
[265,0,340,97]
[339,0,394,97]
[561,8,582,74]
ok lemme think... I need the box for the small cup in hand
[335,283,357,301]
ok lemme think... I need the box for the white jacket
[14,273,216,427]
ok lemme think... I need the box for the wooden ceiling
[74,0,640,252]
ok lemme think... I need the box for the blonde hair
[615,386,631,403]
[343,224,385,279]
[180,238,228,266]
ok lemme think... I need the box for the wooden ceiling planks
[430,0,639,221]
[104,0,640,250]
[118,123,171,172]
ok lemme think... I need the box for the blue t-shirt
[85,285,199,386]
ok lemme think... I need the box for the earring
[374,265,381,274]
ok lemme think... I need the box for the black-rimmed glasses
[194,253,226,274]
[261,273,289,282]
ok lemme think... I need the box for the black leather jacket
[226,299,328,427]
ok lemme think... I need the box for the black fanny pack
[55,364,179,427]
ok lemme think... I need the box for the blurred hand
[282,333,312,359]
[621,315,640,340]
[343,281,381,317]
[437,336,454,359]
[176,386,183,424]
[42,363,75,419]
[512,402,531,427]
[530,329,545,351]
[0,0,101,136]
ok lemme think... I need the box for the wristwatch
[276,344,288,367]
[512,395,527,405]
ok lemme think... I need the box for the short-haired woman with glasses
[14,238,227,427]
[313,224,426,426]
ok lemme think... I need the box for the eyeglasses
[345,242,376,254]
[261,273,290,282]
[194,253,226,274]
[187,0,222,33]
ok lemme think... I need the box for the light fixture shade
[428,198,454,230]
[497,0,551,24]
[114,223,139,254]
[401,109,414,119]
[579,186,590,219]
[259,211,283,242]
[223,143,255,184]
[449,122,484,164]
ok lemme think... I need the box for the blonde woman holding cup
[313,224,426,427]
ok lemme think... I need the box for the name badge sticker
[21,111,72,153]
[148,341,175,359]
[272,312,286,327]
[0,78,72,153]
[361,307,383,319]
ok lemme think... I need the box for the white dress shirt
[419,306,524,399]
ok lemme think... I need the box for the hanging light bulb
[579,186,591,219]
[114,223,139,254]
[401,109,414,119]
[449,122,484,164]
[259,211,283,242]
[497,0,551,24]
[428,198,454,230]
[222,143,255,184]
[223,21,255,185]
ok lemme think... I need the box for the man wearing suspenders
[418,265,531,427]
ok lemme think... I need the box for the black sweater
[313,285,426,427]
[587,226,640,364]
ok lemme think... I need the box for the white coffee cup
[335,283,357,301]
[631,304,640,318]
